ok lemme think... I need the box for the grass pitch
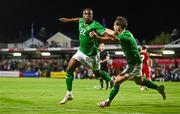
[0,77,180,114]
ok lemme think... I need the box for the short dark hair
[83,8,93,14]
[115,16,128,29]
[141,45,147,50]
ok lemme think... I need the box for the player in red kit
[140,45,152,90]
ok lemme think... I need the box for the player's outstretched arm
[89,31,119,43]
[105,28,115,35]
[59,17,79,23]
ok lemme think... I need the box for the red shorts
[141,67,151,80]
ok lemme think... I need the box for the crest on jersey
[86,26,90,31]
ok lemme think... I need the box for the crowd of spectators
[0,58,68,77]
[0,58,68,72]
[0,58,180,81]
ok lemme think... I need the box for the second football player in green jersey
[90,16,166,107]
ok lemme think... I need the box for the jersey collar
[120,29,126,35]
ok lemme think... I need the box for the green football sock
[99,70,111,81]
[105,80,109,89]
[99,78,104,88]
[142,79,158,89]
[66,73,74,91]
[109,85,120,101]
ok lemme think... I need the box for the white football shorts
[72,50,100,71]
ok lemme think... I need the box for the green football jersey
[79,18,105,56]
[116,29,141,65]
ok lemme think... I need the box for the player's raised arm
[59,17,79,23]
[89,31,119,43]
[105,28,115,35]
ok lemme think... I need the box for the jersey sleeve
[79,17,84,24]
[94,21,105,35]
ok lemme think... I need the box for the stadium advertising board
[50,72,66,78]
[22,72,39,77]
[0,71,20,77]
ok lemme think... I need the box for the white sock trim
[66,91,72,95]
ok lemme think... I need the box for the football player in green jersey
[59,8,119,104]
[90,16,166,107]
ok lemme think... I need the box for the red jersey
[140,50,149,69]
[140,50,151,80]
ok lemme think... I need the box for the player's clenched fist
[89,31,97,38]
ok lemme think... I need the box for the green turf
[0,77,180,114]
